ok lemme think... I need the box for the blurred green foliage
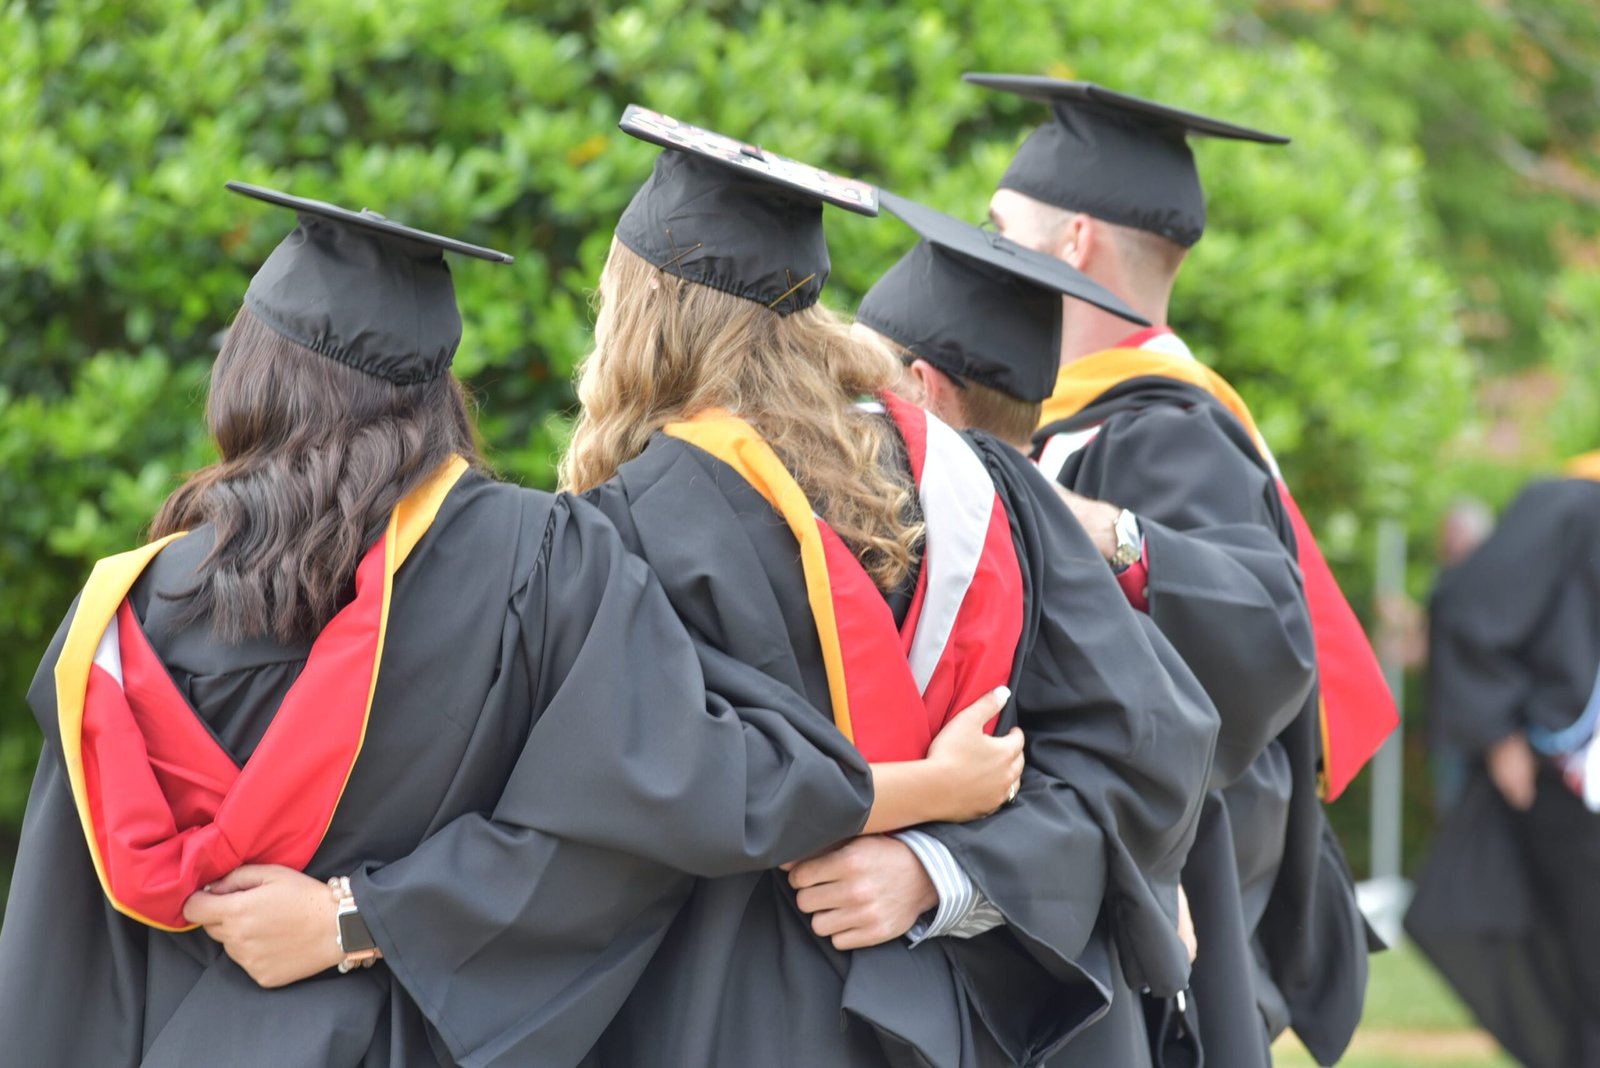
[1264,0,1600,378]
[2,0,1594,881]
[1260,0,1600,861]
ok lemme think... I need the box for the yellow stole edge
[1041,349,1350,798]
[663,412,856,746]
[1038,347,1268,458]
[1318,696,1333,800]
[1564,451,1600,483]
[54,455,468,931]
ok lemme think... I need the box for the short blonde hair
[863,326,1042,449]
[953,381,1042,449]
[562,240,923,591]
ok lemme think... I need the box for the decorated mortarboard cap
[228,181,512,385]
[857,191,1148,403]
[614,105,879,316]
[963,74,1289,248]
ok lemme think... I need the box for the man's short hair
[1099,217,1188,287]
[953,379,1043,449]
[1004,194,1187,289]
[872,328,1043,448]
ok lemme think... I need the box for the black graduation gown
[1407,478,1600,1068]
[581,424,1218,1068]
[0,471,875,1068]
[1036,378,1371,1067]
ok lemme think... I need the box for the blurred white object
[1356,874,1413,948]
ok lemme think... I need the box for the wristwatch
[1109,508,1142,573]
[328,875,382,973]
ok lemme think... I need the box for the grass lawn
[1270,941,1517,1067]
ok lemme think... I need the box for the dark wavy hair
[152,306,481,643]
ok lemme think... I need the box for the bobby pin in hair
[767,268,816,311]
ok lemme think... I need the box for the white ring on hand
[1006,779,1021,804]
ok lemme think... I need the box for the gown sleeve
[1428,481,1573,753]
[1067,401,1317,787]
[352,494,872,1067]
[0,600,157,1067]
[907,439,1219,1061]
[0,761,163,1061]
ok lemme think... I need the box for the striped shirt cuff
[894,829,1006,944]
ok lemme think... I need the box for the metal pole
[1370,517,1407,883]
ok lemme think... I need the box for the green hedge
[1,0,1484,873]
[1265,0,1600,375]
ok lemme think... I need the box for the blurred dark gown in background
[1408,475,1600,1068]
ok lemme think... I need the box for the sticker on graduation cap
[619,105,879,216]
[226,181,514,263]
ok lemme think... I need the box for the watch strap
[328,875,383,972]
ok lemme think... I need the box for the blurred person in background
[1408,463,1600,1068]
[1376,495,1497,812]
[1422,496,1497,810]
[1372,496,1496,812]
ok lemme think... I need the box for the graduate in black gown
[855,189,1210,1066]
[560,107,1219,1068]
[0,184,1020,1067]
[963,74,1396,1066]
[1407,460,1600,1068]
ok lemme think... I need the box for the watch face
[1111,509,1142,570]
[337,907,378,953]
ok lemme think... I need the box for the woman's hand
[925,687,1025,822]
[182,865,346,988]
[860,687,1023,834]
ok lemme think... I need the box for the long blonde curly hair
[561,239,923,592]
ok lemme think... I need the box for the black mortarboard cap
[964,74,1289,248]
[227,181,512,385]
[614,105,878,316]
[856,191,1149,403]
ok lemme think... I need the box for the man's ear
[889,359,927,406]
[1057,213,1093,271]
[909,359,965,427]
[908,359,944,406]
